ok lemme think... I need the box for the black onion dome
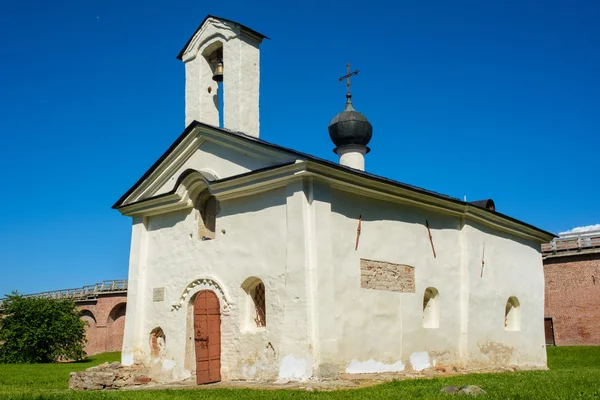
[328,94,373,149]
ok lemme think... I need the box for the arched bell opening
[202,41,225,127]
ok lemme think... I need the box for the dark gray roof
[176,15,269,60]
[469,199,496,210]
[111,121,555,240]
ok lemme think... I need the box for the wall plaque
[153,287,165,302]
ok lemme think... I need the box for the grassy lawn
[0,352,120,397]
[1,347,600,399]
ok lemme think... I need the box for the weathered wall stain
[478,339,515,365]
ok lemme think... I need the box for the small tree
[0,292,87,363]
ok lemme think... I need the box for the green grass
[1,347,600,399]
[0,352,120,396]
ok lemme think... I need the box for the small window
[253,282,266,328]
[505,297,521,331]
[149,327,166,358]
[195,191,217,240]
[423,287,440,329]
[241,277,267,330]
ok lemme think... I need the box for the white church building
[113,15,555,384]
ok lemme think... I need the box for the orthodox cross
[425,220,437,258]
[339,63,359,95]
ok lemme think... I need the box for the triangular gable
[177,15,269,61]
[112,121,302,209]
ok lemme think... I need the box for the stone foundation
[69,362,152,390]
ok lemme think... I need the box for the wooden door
[194,290,221,384]
[544,318,555,346]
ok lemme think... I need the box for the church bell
[212,61,224,82]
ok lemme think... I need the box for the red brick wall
[544,252,600,346]
[77,294,127,355]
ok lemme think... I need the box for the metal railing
[542,230,600,254]
[0,280,127,308]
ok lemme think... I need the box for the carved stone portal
[172,277,232,314]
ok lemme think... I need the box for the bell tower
[177,16,268,138]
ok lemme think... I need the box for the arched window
[149,327,166,358]
[505,297,521,331]
[253,282,266,327]
[195,190,218,240]
[423,287,440,329]
[241,277,266,330]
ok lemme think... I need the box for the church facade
[113,16,554,383]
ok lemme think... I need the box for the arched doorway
[194,290,221,384]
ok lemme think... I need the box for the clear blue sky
[0,0,598,296]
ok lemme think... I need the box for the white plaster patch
[278,355,307,380]
[161,359,176,371]
[121,353,134,366]
[346,359,405,374]
[242,363,257,378]
[181,370,191,380]
[410,351,430,371]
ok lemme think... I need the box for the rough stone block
[134,375,152,384]
[69,363,151,390]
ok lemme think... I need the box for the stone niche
[360,258,415,293]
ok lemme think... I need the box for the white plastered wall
[139,188,287,381]
[121,216,149,367]
[123,180,320,382]
[122,174,547,382]
[327,189,463,374]
[463,221,546,368]
[322,188,546,374]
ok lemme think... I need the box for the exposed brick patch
[77,294,127,355]
[544,252,600,346]
[360,259,415,293]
